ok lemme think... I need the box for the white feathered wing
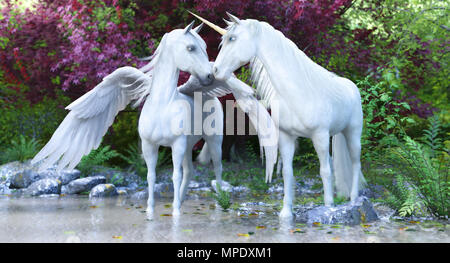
[179,74,278,183]
[32,66,151,171]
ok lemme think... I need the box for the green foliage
[0,89,71,149]
[119,143,172,181]
[357,77,415,170]
[77,145,120,176]
[247,176,270,194]
[212,182,232,211]
[120,143,146,179]
[0,135,40,164]
[344,0,449,111]
[383,115,449,218]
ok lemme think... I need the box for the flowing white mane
[244,20,345,108]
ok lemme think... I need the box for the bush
[383,115,449,218]
[0,88,70,151]
[77,145,120,175]
[0,135,41,164]
[357,76,416,172]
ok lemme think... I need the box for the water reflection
[0,196,448,242]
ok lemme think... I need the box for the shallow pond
[0,196,448,243]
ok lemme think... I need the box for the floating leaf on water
[331,225,342,229]
[164,204,172,208]
[409,220,420,224]
[64,231,76,235]
[361,224,372,228]
[256,226,266,229]
[248,232,255,235]
[125,208,131,210]
[312,222,321,226]
[132,224,137,227]
[363,230,377,235]
[331,237,340,241]
[160,214,172,217]
[89,206,98,209]
[399,227,408,231]
[112,235,123,239]
[290,228,305,234]
[296,223,306,227]
[182,229,193,233]
[135,205,143,209]
[237,233,250,237]
[405,228,417,232]
[192,211,207,215]
[327,231,333,234]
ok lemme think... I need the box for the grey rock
[154,182,173,194]
[130,189,148,200]
[188,181,208,189]
[0,160,80,190]
[89,184,118,198]
[297,178,322,195]
[232,185,250,193]
[61,176,106,194]
[10,170,40,188]
[0,183,12,195]
[359,184,385,199]
[90,169,143,187]
[0,161,26,185]
[117,189,128,196]
[268,184,284,194]
[211,180,232,192]
[295,196,379,225]
[24,178,62,196]
[39,169,80,185]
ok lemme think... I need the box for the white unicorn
[32,22,277,216]
[191,12,366,219]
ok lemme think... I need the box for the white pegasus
[32,22,277,216]
[192,12,366,219]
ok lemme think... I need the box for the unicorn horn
[188,11,227,35]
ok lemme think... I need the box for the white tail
[332,133,366,197]
[196,142,211,165]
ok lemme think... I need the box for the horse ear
[184,21,195,34]
[223,18,233,27]
[226,12,241,24]
[193,23,203,33]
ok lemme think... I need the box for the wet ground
[0,196,448,243]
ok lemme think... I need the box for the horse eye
[187,45,196,52]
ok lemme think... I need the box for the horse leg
[279,131,297,219]
[142,140,159,215]
[312,131,334,207]
[180,149,193,203]
[206,135,223,187]
[344,126,363,203]
[171,137,187,216]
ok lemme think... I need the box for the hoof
[279,207,294,219]
[172,208,181,216]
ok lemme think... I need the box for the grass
[212,182,231,211]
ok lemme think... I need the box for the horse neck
[148,56,179,106]
[255,24,319,103]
